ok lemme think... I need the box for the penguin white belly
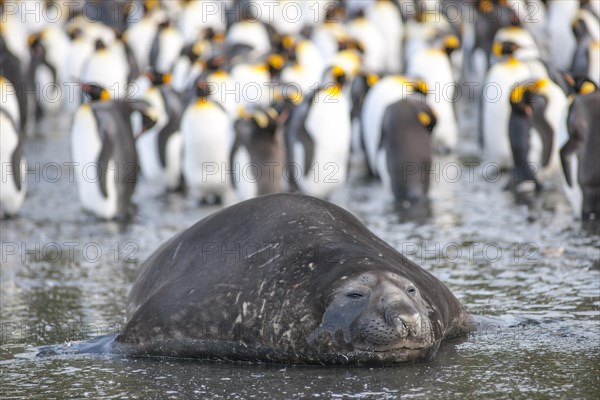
[367,1,403,73]
[1,79,20,128]
[83,52,128,99]
[556,108,583,217]
[311,26,342,64]
[529,128,544,171]
[125,19,157,72]
[407,49,458,151]
[482,62,532,168]
[182,103,232,198]
[71,105,117,219]
[231,64,271,108]
[65,40,94,111]
[232,146,258,201]
[136,130,163,187]
[547,2,578,70]
[300,94,351,198]
[0,112,26,216]
[281,66,316,95]
[542,81,569,173]
[296,41,326,84]
[171,57,193,93]
[35,64,62,113]
[207,73,238,118]
[376,149,391,192]
[227,22,271,56]
[347,19,386,74]
[164,131,182,190]
[136,88,168,192]
[157,29,184,72]
[268,0,303,35]
[43,25,70,82]
[361,77,413,175]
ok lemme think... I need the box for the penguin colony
[1,0,599,220]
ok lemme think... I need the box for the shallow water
[1,110,599,398]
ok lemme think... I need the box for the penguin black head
[509,80,544,116]
[205,55,226,72]
[573,77,598,95]
[143,0,160,14]
[325,3,344,22]
[195,79,213,100]
[412,79,429,97]
[571,16,589,41]
[28,33,43,50]
[237,106,279,134]
[81,83,110,102]
[266,54,286,77]
[331,65,347,87]
[564,75,598,96]
[492,40,520,58]
[68,27,84,41]
[443,34,460,57]
[145,69,172,86]
[95,39,107,51]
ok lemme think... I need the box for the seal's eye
[346,292,364,299]
[407,287,417,295]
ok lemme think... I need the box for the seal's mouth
[353,339,428,352]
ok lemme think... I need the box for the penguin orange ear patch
[444,35,460,49]
[100,89,110,101]
[268,54,285,70]
[579,81,597,95]
[510,85,526,105]
[252,112,269,129]
[414,80,428,95]
[163,73,172,84]
[282,35,294,49]
[366,74,379,87]
[417,112,431,127]
[492,42,502,57]
[332,65,345,79]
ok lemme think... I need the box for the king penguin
[406,36,460,153]
[559,80,599,220]
[0,76,26,217]
[285,66,352,198]
[231,105,287,201]
[136,70,184,194]
[181,80,235,205]
[571,8,600,85]
[71,83,157,220]
[149,19,185,73]
[361,75,428,176]
[481,41,542,168]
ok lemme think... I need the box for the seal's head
[310,271,434,353]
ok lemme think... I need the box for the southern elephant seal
[115,193,471,364]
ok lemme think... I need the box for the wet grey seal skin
[115,193,471,365]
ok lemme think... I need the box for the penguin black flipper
[229,130,243,191]
[157,87,183,168]
[284,97,315,181]
[93,110,115,199]
[560,100,587,187]
[121,99,157,135]
[149,29,161,71]
[508,103,537,186]
[0,36,28,130]
[530,96,554,168]
[1,108,23,191]
[122,39,140,83]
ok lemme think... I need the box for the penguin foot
[199,195,222,206]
